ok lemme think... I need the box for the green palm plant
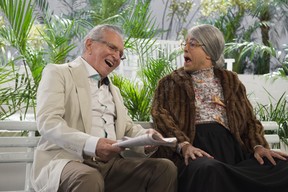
[88,0,126,25]
[112,75,151,121]
[0,0,85,120]
[112,51,177,121]
[140,50,179,94]
[225,41,277,74]
[0,64,17,120]
[205,8,247,73]
[0,0,37,119]
[201,0,288,74]
[254,92,288,147]
[0,60,38,120]
[122,0,159,67]
[250,0,288,73]
[0,0,161,121]
[58,0,160,67]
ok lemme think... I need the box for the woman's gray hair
[82,24,124,52]
[187,24,225,68]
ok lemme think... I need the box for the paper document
[112,133,177,148]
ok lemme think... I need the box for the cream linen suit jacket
[31,57,147,192]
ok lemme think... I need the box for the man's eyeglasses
[181,41,204,50]
[91,39,126,60]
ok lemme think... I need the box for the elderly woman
[151,24,288,192]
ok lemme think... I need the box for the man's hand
[254,146,288,165]
[182,144,214,166]
[95,138,124,162]
[145,128,163,138]
[144,129,162,154]
[144,145,158,154]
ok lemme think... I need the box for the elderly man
[31,24,177,192]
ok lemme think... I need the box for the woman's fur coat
[151,67,268,165]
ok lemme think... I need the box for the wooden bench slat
[0,152,34,163]
[0,121,37,131]
[264,135,280,144]
[261,121,278,131]
[0,137,39,147]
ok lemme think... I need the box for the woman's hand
[254,146,288,165]
[182,144,214,166]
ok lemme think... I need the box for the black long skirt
[178,123,288,192]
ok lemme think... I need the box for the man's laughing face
[85,29,124,77]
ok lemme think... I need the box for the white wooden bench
[262,121,281,150]
[0,120,280,192]
[0,121,38,192]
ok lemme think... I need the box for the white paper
[112,133,177,148]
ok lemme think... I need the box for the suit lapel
[68,57,92,134]
[109,84,126,139]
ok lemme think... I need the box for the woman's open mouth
[184,56,191,63]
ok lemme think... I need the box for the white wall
[238,75,288,107]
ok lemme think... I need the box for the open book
[112,133,177,148]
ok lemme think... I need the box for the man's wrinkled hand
[95,138,124,162]
[145,129,163,139]
[144,145,158,154]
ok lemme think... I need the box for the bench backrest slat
[261,121,279,131]
[0,152,34,163]
[0,137,40,147]
[262,121,280,148]
[264,135,280,144]
[0,121,37,131]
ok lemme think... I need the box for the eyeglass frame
[181,40,205,50]
[90,39,126,60]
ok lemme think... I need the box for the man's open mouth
[105,59,114,67]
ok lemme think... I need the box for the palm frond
[123,0,159,61]
[0,0,35,51]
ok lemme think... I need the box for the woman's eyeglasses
[181,41,205,50]
[91,39,126,60]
